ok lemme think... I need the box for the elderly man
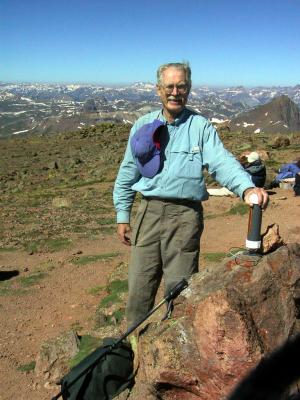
[113,62,269,327]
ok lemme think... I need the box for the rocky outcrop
[35,330,79,384]
[131,243,300,400]
[261,223,284,254]
[272,136,291,148]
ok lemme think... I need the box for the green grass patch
[99,279,128,308]
[23,241,39,254]
[28,188,57,198]
[96,218,115,225]
[29,193,55,201]
[87,228,103,234]
[0,281,12,296]
[22,197,47,207]
[99,292,122,307]
[77,233,99,241]
[227,202,249,216]
[70,218,89,226]
[46,238,72,252]
[23,237,72,253]
[61,179,103,189]
[15,213,38,224]
[110,308,125,324]
[226,247,245,257]
[109,279,128,293]
[17,361,36,373]
[0,246,17,252]
[204,213,218,220]
[87,285,104,296]
[70,225,87,233]
[265,160,281,171]
[287,143,300,150]
[69,335,102,368]
[73,252,119,266]
[19,272,47,286]
[99,226,115,235]
[38,260,56,272]
[0,281,26,296]
[236,143,252,151]
[203,252,227,263]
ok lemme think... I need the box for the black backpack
[60,338,134,400]
[294,174,300,196]
[53,279,188,400]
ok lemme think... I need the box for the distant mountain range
[229,95,300,133]
[1,82,300,137]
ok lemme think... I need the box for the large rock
[35,330,79,384]
[261,223,284,254]
[131,243,300,399]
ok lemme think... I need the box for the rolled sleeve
[113,125,141,223]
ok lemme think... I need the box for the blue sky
[1,0,299,86]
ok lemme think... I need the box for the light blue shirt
[113,108,254,223]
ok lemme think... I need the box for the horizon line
[1,80,300,89]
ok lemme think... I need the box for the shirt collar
[158,107,190,126]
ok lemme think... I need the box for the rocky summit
[131,243,300,400]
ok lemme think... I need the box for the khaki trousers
[126,197,204,327]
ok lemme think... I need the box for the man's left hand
[243,187,269,209]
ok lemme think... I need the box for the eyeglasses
[161,83,189,94]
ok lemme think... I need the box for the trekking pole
[52,278,188,400]
[115,278,188,343]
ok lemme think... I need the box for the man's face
[156,67,190,119]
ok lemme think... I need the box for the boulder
[272,136,291,149]
[35,330,79,384]
[131,243,300,399]
[261,223,284,254]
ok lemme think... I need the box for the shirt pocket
[170,144,203,179]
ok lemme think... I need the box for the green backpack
[59,338,134,400]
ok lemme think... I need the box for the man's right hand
[117,223,132,246]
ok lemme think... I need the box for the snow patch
[12,129,29,135]
[0,111,26,115]
[210,117,226,124]
[122,119,133,124]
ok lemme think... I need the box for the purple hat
[131,119,164,178]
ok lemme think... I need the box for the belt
[142,195,200,206]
